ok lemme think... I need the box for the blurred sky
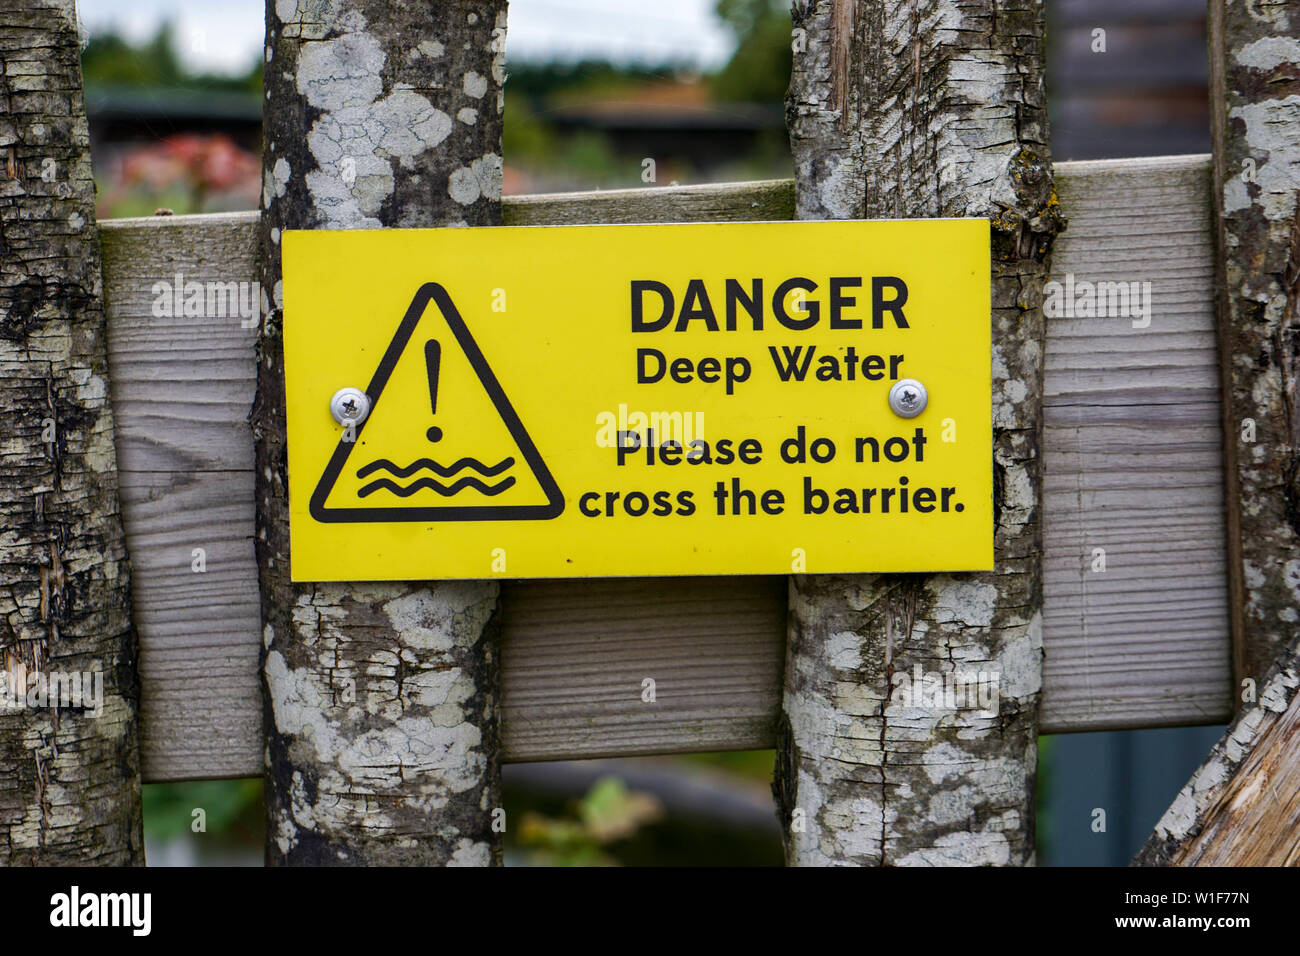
[76,0,736,75]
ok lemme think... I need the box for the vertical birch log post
[256,0,509,865]
[1208,0,1300,692]
[775,0,1062,865]
[0,0,144,863]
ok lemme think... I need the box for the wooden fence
[8,0,1300,867]
[99,154,1233,783]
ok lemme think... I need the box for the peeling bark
[1208,0,1300,691]
[776,0,1061,866]
[256,0,508,865]
[1135,632,1300,865]
[0,0,144,864]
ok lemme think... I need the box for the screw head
[888,379,928,418]
[330,387,370,426]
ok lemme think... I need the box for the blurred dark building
[84,86,263,214]
[81,0,1212,168]
[543,98,783,171]
[1050,0,1210,159]
[86,85,262,156]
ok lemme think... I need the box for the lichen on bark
[1209,0,1300,690]
[777,0,1061,866]
[255,0,508,865]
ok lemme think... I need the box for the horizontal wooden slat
[1040,154,1232,732]
[98,158,1232,781]
[503,177,796,225]
[500,577,784,763]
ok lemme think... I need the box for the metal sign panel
[283,218,992,580]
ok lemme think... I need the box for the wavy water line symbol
[355,456,516,499]
[358,475,516,498]
[356,456,515,479]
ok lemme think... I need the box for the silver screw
[888,379,928,418]
[330,387,370,426]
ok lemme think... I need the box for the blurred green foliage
[143,779,263,841]
[81,22,261,93]
[502,61,677,186]
[554,131,619,181]
[501,95,626,187]
[501,98,556,160]
[712,0,793,104]
[518,777,664,866]
[95,183,198,218]
[79,8,792,109]
[683,748,775,780]
[507,60,687,103]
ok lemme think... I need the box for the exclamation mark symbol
[425,339,442,442]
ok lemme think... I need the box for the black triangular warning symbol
[309,283,564,523]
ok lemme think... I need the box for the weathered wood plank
[101,213,262,783]
[1041,154,1233,731]
[504,178,795,225]
[99,158,1233,782]
[500,577,785,763]
[117,471,261,782]
[96,213,256,476]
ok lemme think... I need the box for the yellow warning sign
[283,218,992,581]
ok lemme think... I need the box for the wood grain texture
[1041,154,1233,731]
[99,214,261,782]
[500,577,785,762]
[99,159,1232,783]
[504,178,795,225]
